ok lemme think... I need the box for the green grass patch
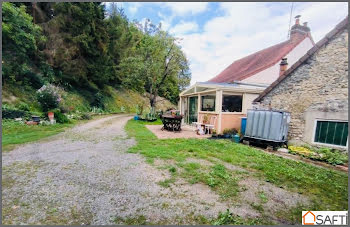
[2,120,76,152]
[125,119,348,213]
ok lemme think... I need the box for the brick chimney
[279,58,288,77]
[290,15,311,43]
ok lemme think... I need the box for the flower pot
[48,112,54,121]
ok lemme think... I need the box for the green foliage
[16,102,30,111]
[212,209,269,225]
[81,113,92,120]
[312,147,348,165]
[36,84,61,112]
[118,20,191,106]
[289,145,348,166]
[222,128,238,135]
[2,104,32,120]
[2,2,188,116]
[169,166,177,173]
[212,209,243,225]
[52,109,70,123]
[2,2,46,84]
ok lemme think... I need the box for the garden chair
[205,116,217,134]
[191,114,203,128]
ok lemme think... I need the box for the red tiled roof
[254,16,348,102]
[208,34,310,83]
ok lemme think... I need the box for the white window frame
[200,95,216,112]
[311,119,348,149]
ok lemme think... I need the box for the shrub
[81,113,92,120]
[223,128,238,135]
[312,147,348,166]
[289,145,348,166]
[16,102,30,111]
[2,104,31,119]
[91,106,104,114]
[136,103,145,115]
[52,109,70,123]
[36,84,61,112]
[91,91,105,109]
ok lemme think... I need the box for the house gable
[242,37,314,85]
[253,16,348,145]
[208,16,315,84]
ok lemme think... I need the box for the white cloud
[174,2,348,85]
[162,2,209,15]
[169,21,199,35]
[128,2,141,15]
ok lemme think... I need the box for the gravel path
[2,114,231,225]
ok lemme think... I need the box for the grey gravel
[2,114,230,225]
[2,114,308,225]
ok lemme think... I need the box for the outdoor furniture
[161,114,183,132]
[191,114,203,128]
[205,116,217,134]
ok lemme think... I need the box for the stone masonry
[259,28,348,143]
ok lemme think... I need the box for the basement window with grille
[313,120,348,147]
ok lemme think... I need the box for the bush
[36,84,61,112]
[91,106,104,114]
[81,113,92,120]
[313,147,348,166]
[16,102,30,111]
[289,145,348,166]
[52,110,70,123]
[2,104,31,119]
[223,128,238,135]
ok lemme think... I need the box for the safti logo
[303,211,316,225]
[302,211,348,225]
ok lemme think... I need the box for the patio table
[161,115,183,132]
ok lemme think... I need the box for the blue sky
[104,2,348,85]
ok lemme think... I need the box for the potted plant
[222,129,231,138]
[212,129,217,138]
[203,114,209,124]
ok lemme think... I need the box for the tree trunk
[150,92,157,109]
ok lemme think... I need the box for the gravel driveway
[2,114,231,225]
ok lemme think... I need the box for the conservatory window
[222,95,242,112]
[201,95,216,112]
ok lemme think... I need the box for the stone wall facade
[258,29,348,147]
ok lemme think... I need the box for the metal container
[244,109,290,142]
[232,134,240,143]
[32,115,41,123]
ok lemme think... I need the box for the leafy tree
[119,19,191,107]
[43,2,116,89]
[2,2,46,85]
[2,3,191,111]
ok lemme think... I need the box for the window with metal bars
[314,120,348,147]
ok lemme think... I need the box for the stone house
[254,16,348,149]
[179,16,315,134]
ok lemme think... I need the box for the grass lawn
[2,120,77,152]
[126,119,348,224]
